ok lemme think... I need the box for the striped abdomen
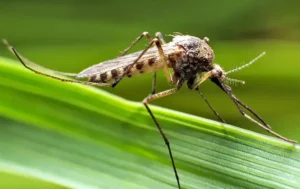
[77,44,184,83]
[88,57,165,83]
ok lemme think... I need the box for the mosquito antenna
[2,39,78,77]
[225,77,245,85]
[196,88,226,123]
[225,52,266,75]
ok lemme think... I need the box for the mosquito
[3,32,296,189]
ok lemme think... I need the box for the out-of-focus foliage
[0,0,300,187]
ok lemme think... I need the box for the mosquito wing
[76,44,176,79]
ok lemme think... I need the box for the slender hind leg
[2,40,77,77]
[7,47,113,87]
[120,32,184,188]
[120,31,166,56]
[119,32,153,56]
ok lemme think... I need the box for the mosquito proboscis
[3,32,297,189]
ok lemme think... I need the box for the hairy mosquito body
[3,32,296,189]
[77,35,214,86]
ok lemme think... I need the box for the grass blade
[0,57,300,189]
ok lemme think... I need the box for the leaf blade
[0,57,300,189]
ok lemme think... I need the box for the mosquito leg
[234,97,296,143]
[146,31,166,93]
[218,80,297,143]
[156,32,166,44]
[3,40,77,77]
[147,32,166,93]
[144,88,180,103]
[112,38,159,87]
[150,72,157,95]
[196,88,226,123]
[119,31,165,90]
[142,80,184,189]
[124,32,171,85]
[243,112,296,143]
[10,47,113,87]
[120,32,153,56]
[113,37,172,87]
[211,77,270,128]
[154,37,173,85]
[149,32,167,89]
[233,96,271,128]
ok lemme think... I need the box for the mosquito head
[208,52,266,89]
[188,51,265,90]
[207,64,246,85]
[210,64,226,82]
[187,63,225,89]
[208,64,242,91]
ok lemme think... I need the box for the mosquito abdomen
[83,43,184,83]
[88,67,124,83]
[87,57,166,82]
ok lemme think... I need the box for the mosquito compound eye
[219,71,223,77]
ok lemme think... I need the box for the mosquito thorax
[172,35,215,82]
[172,35,215,65]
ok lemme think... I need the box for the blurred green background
[1,0,300,188]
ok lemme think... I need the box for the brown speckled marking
[111,69,118,78]
[89,75,97,82]
[176,51,183,58]
[123,66,129,72]
[168,56,176,67]
[123,66,132,77]
[117,69,124,77]
[136,62,144,70]
[100,73,107,82]
[148,58,155,66]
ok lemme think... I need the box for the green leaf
[0,57,299,189]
